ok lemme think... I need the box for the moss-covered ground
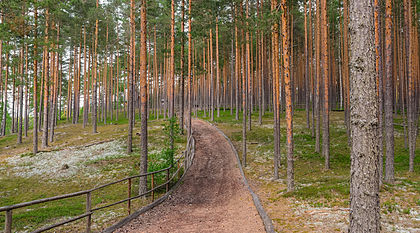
[195,108,419,232]
[0,113,186,232]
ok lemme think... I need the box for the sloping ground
[208,110,420,233]
[0,118,187,232]
[115,119,265,233]
[5,140,125,180]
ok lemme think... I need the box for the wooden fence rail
[1,135,195,233]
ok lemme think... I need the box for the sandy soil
[115,119,265,233]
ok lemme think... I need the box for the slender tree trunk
[246,5,251,132]
[170,0,175,152]
[374,0,384,186]
[11,68,15,134]
[42,10,50,149]
[1,51,8,137]
[404,0,416,173]
[309,0,314,137]
[18,47,24,144]
[348,0,381,230]
[315,0,321,153]
[282,0,294,192]
[24,44,29,137]
[235,9,240,121]
[343,0,351,147]
[50,25,60,143]
[304,2,310,129]
[241,2,247,167]
[92,0,99,134]
[33,4,38,153]
[188,0,192,137]
[0,12,3,136]
[139,0,148,196]
[83,26,88,128]
[231,27,234,116]
[127,0,135,153]
[210,29,214,122]
[272,0,281,178]
[180,0,185,133]
[322,0,330,169]
[384,0,395,183]
[216,18,220,118]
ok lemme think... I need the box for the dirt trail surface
[115,119,265,233]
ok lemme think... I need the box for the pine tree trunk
[246,5,251,132]
[235,9,239,121]
[18,47,24,144]
[33,4,38,153]
[187,0,192,136]
[139,0,148,196]
[42,10,50,149]
[404,0,416,173]
[272,0,280,179]
[83,26,88,128]
[180,0,185,133]
[343,0,351,147]
[92,0,99,134]
[230,27,234,116]
[11,69,15,134]
[242,2,247,167]
[210,28,214,122]
[282,0,294,192]
[309,0,314,137]
[216,18,220,118]
[348,0,381,230]
[374,0,384,186]
[24,45,29,137]
[304,3,310,129]
[315,0,321,153]
[321,0,330,169]
[127,0,135,153]
[1,51,8,137]
[0,12,3,136]
[170,0,175,153]
[384,0,395,183]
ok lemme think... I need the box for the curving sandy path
[115,119,265,233]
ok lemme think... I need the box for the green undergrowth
[197,108,420,209]
[0,114,186,232]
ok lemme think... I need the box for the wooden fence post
[151,174,155,201]
[5,210,12,233]
[166,169,170,192]
[128,178,131,214]
[177,161,180,179]
[86,192,92,233]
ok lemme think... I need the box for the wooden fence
[0,135,195,233]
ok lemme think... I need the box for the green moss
[207,109,419,210]
[0,117,187,232]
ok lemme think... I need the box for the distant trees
[0,2,418,229]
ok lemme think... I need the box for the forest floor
[116,119,265,233]
[1,110,419,232]
[0,114,187,232]
[199,109,420,232]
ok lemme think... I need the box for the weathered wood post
[86,192,92,233]
[5,210,12,233]
[128,178,132,214]
[151,173,155,201]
